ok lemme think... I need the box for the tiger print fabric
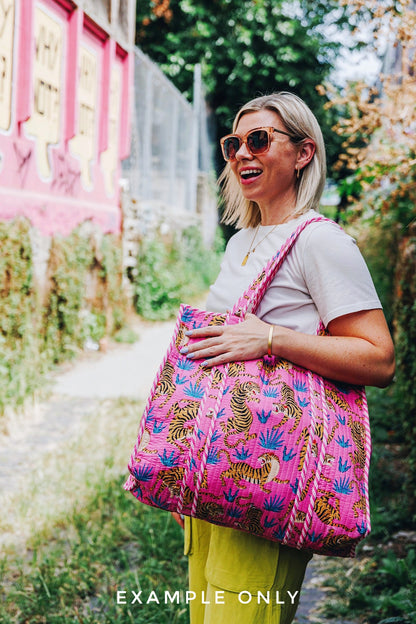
[124,305,371,558]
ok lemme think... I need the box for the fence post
[189,63,202,215]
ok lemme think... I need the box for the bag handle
[230,216,331,318]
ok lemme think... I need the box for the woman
[173,92,395,624]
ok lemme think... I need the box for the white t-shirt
[206,210,381,335]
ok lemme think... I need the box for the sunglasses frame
[220,126,292,162]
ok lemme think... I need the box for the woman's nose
[235,141,253,160]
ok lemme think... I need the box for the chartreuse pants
[184,517,312,624]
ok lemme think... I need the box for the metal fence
[122,48,217,260]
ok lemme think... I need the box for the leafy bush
[322,547,416,624]
[0,219,130,415]
[133,226,224,320]
[0,219,45,413]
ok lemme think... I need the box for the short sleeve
[300,222,382,326]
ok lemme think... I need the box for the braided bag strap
[230,216,331,318]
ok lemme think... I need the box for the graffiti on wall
[0,0,15,131]
[100,65,121,197]
[24,6,63,179]
[69,44,98,188]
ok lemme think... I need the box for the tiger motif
[155,466,184,497]
[206,313,227,326]
[249,270,266,290]
[256,358,290,381]
[273,382,303,433]
[175,322,188,350]
[166,399,200,449]
[324,386,352,414]
[221,381,260,447]
[352,488,367,519]
[153,361,176,407]
[348,415,367,479]
[196,500,224,522]
[236,504,264,535]
[155,466,195,508]
[321,531,355,555]
[135,427,158,459]
[219,450,288,492]
[313,491,354,531]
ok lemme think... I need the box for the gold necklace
[241,223,279,266]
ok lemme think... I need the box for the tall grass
[0,399,189,623]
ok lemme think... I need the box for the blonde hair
[219,92,326,229]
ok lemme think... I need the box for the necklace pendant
[241,252,249,266]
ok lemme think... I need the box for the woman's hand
[181,313,270,368]
[171,512,184,529]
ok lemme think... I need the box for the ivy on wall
[0,218,129,415]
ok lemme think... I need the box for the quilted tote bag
[124,216,372,557]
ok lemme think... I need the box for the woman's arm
[182,309,395,388]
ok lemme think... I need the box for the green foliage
[43,230,95,363]
[136,0,354,170]
[322,547,416,624]
[134,226,224,320]
[0,477,188,623]
[0,219,45,413]
[393,225,416,519]
[0,220,130,415]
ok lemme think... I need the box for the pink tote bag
[124,217,372,557]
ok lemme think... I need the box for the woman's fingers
[171,512,184,529]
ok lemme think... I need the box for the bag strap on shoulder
[231,216,332,317]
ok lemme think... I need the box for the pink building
[0,0,136,237]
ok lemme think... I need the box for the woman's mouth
[239,168,263,184]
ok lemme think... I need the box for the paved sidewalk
[52,319,176,399]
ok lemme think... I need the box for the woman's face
[230,109,301,216]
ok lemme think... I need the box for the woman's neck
[259,206,297,226]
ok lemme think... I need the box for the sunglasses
[220,126,292,162]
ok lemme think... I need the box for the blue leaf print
[336,435,352,448]
[153,421,166,434]
[264,516,278,528]
[184,382,205,399]
[228,506,243,519]
[175,374,187,385]
[132,464,153,483]
[259,428,284,450]
[224,487,238,502]
[263,387,279,398]
[283,446,296,461]
[149,494,170,510]
[294,381,307,393]
[263,495,285,512]
[256,409,272,424]
[338,457,351,473]
[207,447,221,464]
[159,449,180,467]
[181,308,194,323]
[334,476,353,494]
[234,447,252,461]
[177,358,195,371]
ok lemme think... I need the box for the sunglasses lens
[223,137,240,161]
[247,130,269,154]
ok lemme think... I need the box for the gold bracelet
[267,325,274,356]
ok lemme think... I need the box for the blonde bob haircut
[219,92,326,229]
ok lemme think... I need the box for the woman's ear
[296,139,315,171]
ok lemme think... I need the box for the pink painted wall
[0,0,132,236]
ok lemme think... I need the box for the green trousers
[184,518,312,624]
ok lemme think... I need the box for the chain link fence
[122,48,218,275]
